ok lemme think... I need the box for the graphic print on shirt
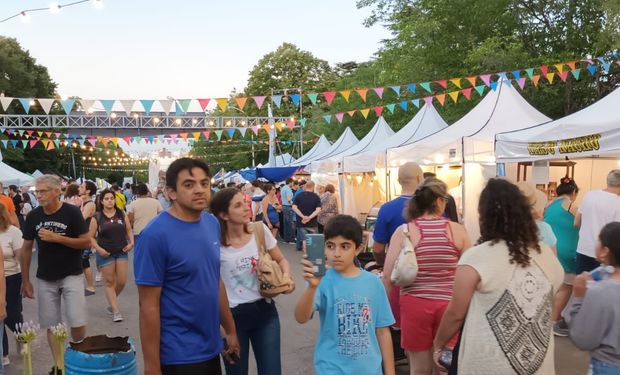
[336,295,373,359]
[35,221,68,235]
[486,264,553,375]
[228,255,258,295]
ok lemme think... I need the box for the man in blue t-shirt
[134,158,239,375]
[280,178,296,243]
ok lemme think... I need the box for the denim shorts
[96,251,129,268]
[591,357,620,375]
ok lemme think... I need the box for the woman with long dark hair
[384,177,470,375]
[260,183,281,238]
[433,178,564,374]
[211,187,294,375]
[88,189,133,322]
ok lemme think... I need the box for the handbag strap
[253,221,267,256]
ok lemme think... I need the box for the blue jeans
[224,299,280,375]
[592,357,620,375]
[282,206,295,242]
[3,274,22,357]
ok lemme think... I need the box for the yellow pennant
[554,63,564,73]
[360,108,370,119]
[193,132,201,141]
[274,122,282,131]
[449,78,462,89]
[111,138,119,147]
[448,91,460,103]
[216,98,228,111]
[340,90,351,102]
[546,73,555,83]
[41,139,50,148]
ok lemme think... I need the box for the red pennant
[323,91,337,106]
[539,65,548,76]
[29,140,39,148]
[123,137,131,144]
[461,87,473,100]
[558,71,569,82]
[435,94,446,106]
[373,106,383,117]
[26,130,34,136]
[197,99,211,111]
[435,80,448,89]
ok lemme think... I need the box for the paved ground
[6,242,590,374]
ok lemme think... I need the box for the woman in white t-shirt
[433,178,564,375]
[211,187,294,375]
[0,202,23,365]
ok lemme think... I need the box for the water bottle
[590,265,614,281]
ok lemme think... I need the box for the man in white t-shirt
[574,169,620,273]
[127,183,163,243]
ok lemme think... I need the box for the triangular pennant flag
[18,130,25,137]
[339,90,351,102]
[252,96,266,109]
[461,87,473,100]
[0,140,7,148]
[571,69,581,80]
[197,98,211,111]
[37,131,44,137]
[420,82,432,93]
[545,72,555,83]
[238,128,247,137]
[234,97,248,110]
[275,122,283,131]
[147,135,155,144]
[474,85,486,96]
[159,99,173,114]
[323,91,337,106]
[448,91,459,103]
[511,70,522,80]
[287,120,295,130]
[175,102,184,115]
[558,71,569,82]
[490,81,499,91]
[0,97,14,111]
[479,74,492,87]
[406,84,416,94]
[29,140,39,148]
[47,140,56,150]
[347,110,356,117]
[335,113,345,124]
[449,78,461,89]
[372,87,384,99]
[435,80,448,89]
[497,72,508,82]
[540,65,548,76]
[399,101,408,111]
[13,140,20,149]
[226,128,236,139]
[355,89,368,102]
[307,93,319,105]
[45,131,52,138]
[88,137,97,147]
[251,126,259,135]
[532,74,541,87]
[26,130,34,136]
[18,98,31,114]
[111,138,119,147]
[423,96,434,106]
[192,132,201,141]
[170,134,178,142]
[517,78,526,90]
[216,98,228,111]
[360,108,370,118]
[373,106,384,117]
[41,139,50,148]
[435,94,446,106]
[178,133,188,141]
[263,124,272,133]
[386,103,396,114]
[202,131,210,140]
[289,94,301,107]
[299,118,307,127]
[411,99,420,108]
[587,64,597,76]
[99,100,115,114]
[38,99,55,114]
[567,61,577,70]
[133,136,142,144]
[525,68,535,79]
[140,99,155,115]
[54,132,60,138]
[119,100,134,115]
[323,114,332,124]
[554,63,564,73]
[54,139,61,148]
[389,86,401,96]
[123,137,131,144]
[78,99,94,113]
[178,99,192,114]
[466,76,477,87]
[271,95,282,108]
[601,62,611,74]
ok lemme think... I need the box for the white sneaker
[95,272,102,282]
[3,355,10,366]
[113,312,123,322]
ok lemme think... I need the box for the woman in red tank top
[384,177,471,375]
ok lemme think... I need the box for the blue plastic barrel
[65,337,137,375]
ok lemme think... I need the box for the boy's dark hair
[286,177,294,184]
[600,222,620,266]
[165,158,210,190]
[136,183,149,196]
[84,180,97,197]
[324,215,363,247]
[8,185,18,193]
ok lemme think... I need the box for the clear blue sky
[0,0,391,99]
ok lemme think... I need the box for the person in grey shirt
[565,222,620,374]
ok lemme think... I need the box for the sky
[0,0,391,100]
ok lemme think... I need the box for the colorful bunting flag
[435,94,446,106]
[271,95,282,108]
[558,71,569,82]
[251,126,259,135]
[435,80,448,89]
[423,96,434,106]
[323,114,332,124]
[406,84,416,94]
[489,81,499,91]
[238,128,247,137]
[289,94,301,107]
[516,78,526,90]
[119,100,135,115]
[511,70,521,80]
[18,98,31,114]
[567,61,576,70]
[461,87,472,100]
[307,93,319,105]
[99,100,115,114]
[420,82,432,93]
[299,118,307,127]
[159,99,173,114]
[216,98,228,111]
[411,99,420,108]
[474,85,486,96]
[234,97,247,111]
[355,89,368,102]
[335,113,345,124]
[214,130,223,140]
[571,69,581,80]
[38,99,55,114]
[386,103,396,114]
[554,63,564,73]
[252,96,266,109]
[545,73,555,83]
[540,65,548,76]
[479,74,492,87]
[226,128,236,139]
[525,68,535,79]
[140,99,155,115]
[449,78,461,89]
[390,86,401,96]
[0,97,13,112]
[399,101,408,111]
[372,87,384,99]
[323,92,337,106]
[360,109,370,118]
[448,91,459,103]
[347,110,356,117]
[532,74,541,87]
[340,90,351,102]
[587,64,597,76]
[373,106,383,117]
[465,76,477,87]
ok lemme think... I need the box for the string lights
[0,0,103,24]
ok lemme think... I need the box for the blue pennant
[272,95,283,108]
[18,98,31,114]
[511,70,521,80]
[601,62,611,74]
[0,140,7,148]
[60,99,76,114]
[140,100,155,115]
[99,100,115,114]
[323,115,332,123]
[399,101,408,111]
[10,140,18,148]
[587,65,597,76]
[390,86,401,96]
[406,84,416,94]
[411,99,420,108]
[490,81,499,91]
[226,128,236,139]
[175,102,184,115]
[289,94,301,107]
[148,135,154,143]
[239,128,247,137]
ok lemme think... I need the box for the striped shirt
[401,218,459,301]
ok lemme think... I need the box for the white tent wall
[340,174,384,219]
[294,128,359,168]
[291,135,331,166]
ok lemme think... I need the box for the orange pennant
[532,74,541,87]
[435,94,446,106]
[263,124,272,133]
[554,63,564,73]
[47,141,55,150]
[179,133,188,140]
[216,98,228,111]
[235,97,248,110]
[101,138,109,146]
[347,110,356,117]
[42,139,50,148]
[355,89,368,102]
[545,72,555,83]
[360,109,370,119]
[449,78,462,89]
[340,90,351,102]
[567,61,576,70]
[448,91,459,103]
[466,76,477,86]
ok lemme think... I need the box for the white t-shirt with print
[577,190,620,258]
[220,223,277,308]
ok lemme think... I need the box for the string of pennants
[0,127,317,150]
[0,54,617,116]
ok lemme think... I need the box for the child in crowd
[295,215,395,375]
[565,222,620,374]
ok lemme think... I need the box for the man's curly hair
[477,178,541,267]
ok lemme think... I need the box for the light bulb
[110,112,117,119]
[133,113,139,119]
[29,99,36,106]
[153,117,160,124]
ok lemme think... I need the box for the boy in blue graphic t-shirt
[295,215,395,375]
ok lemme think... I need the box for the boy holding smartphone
[295,215,395,375]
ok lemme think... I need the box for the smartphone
[438,349,453,369]
[306,234,326,277]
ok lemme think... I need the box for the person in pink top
[384,177,470,375]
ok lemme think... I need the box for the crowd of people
[0,159,616,374]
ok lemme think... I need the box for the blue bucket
[65,335,137,375]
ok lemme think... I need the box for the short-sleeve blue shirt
[134,211,223,365]
[313,269,395,374]
[372,195,412,245]
[281,185,294,206]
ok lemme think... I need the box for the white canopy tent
[0,151,34,186]
[288,135,331,166]
[387,82,551,237]
[291,127,359,167]
[270,153,296,167]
